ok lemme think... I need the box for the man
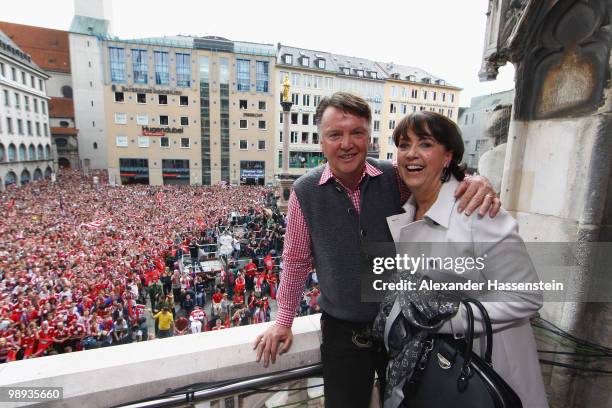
[153,307,174,339]
[254,92,500,406]
[182,293,195,318]
[189,307,206,334]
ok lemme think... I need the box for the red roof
[51,127,78,136]
[49,97,75,119]
[0,21,70,73]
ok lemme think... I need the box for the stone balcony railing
[0,315,323,408]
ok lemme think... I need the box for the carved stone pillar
[480,1,612,407]
[278,101,294,214]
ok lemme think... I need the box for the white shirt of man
[190,309,206,333]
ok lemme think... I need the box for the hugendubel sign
[141,126,184,136]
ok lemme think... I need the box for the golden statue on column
[282,74,290,102]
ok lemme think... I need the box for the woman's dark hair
[392,111,466,181]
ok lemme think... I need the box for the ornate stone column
[278,75,295,213]
[480,2,612,407]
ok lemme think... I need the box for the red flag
[7,199,15,210]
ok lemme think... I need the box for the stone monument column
[278,75,294,213]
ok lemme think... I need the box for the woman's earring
[441,165,450,182]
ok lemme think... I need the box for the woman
[380,112,547,407]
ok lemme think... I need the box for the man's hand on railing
[253,323,293,368]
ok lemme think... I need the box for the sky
[2,0,516,107]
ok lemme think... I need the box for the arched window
[33,168,43,181]
[20,169,31,184]
[0,144,5,162]
[37,145,44,160]
[8,144,16,162]
[5,171,17,186]
[19,144,27,161]
[44,166,52,178]
[93,142,98,149]
[29,144,36,160]
[55,138,67,147]
[45,145,51,159]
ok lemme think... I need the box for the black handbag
[402,298,523,408]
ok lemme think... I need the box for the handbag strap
[460,299,475,381]
[463,298,493,365]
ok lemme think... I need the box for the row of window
[116,135,192,148]
[115,135,269,151]
[283,93,323,108]
[114,91,190,106]
[390,87,455,102]
[281,54,327,70]
[280,72,334,90]
[108,47,271,93]
[238,119,267,130]
[236,59,270,93]
[387,106,454,121]
[279,55,379,79]
[0,142,51,162]
[339,67,378,79]
[2,117,49,137]
[238,99,267,110]
[279,131,320,144]
[0,62,45,92]
[3,89,47,113]
[113,113,268,129]
[239,140,267,150]
[114,113,192,127]
[109,48,191,87]
[389,103,454,115]
[281,112,315,126]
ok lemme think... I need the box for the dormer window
[436,79,446,85]
[316,59,325,69]
[391,73,400,79]
[355,70,364,77]
[407,75,416,82]
[369,71,378,79]
[283,54,293,64]
[422,77,431,84]
[300,56,309,67]
[341,67,350,75]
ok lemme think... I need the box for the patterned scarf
[372,270,460,408]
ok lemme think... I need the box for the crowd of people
[0,170,296,362]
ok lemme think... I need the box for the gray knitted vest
[292,158,402,322]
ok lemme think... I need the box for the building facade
[275,46,336,177]
[274,46,388,178]
[101,37,201,186]
[0,21,79,170]
[458,89,514,170]
[69,4,113,170]
[98,36,277,186]
[377,62,462,161]
[219,40,276,185]
[0,30,53,190]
